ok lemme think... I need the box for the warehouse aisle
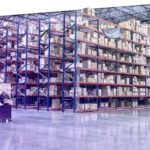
[0,109,150,150]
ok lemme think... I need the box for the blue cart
[0,104,11,122]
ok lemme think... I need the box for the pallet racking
[37,18,51,111]
[15,15,65,110]
[1,9,150,112]
[0,25,8,83]
[61,10,150,112]
[0,23,18,100]
[0,24,18,84]
[62,11,78,112]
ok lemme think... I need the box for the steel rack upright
[15,20,41,109]
[37,17,51,111]
[62,11,78,112]
[15,21,29,109]
[37,15,65,111]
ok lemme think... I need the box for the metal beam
[114,7,142,20]
[95,8,125,22]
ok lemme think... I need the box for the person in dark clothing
[0,92,10,104]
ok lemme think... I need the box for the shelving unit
[37,18,51,111]
[15,15,65,110]
[61,10,150,112]
[62,11,78,112]
[16,21,29,109]
[1,9,150,112]
[0,25,8,83]
[0,25,18,83]
[0,23,18,99]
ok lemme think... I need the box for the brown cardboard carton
[78,104,85,110]
[89,104,97,110]
[52,99,61,109]
[4,99,13,105]
[85,104,90,110]
[133,101,138,107]
[110,101,116,108]
[100,102,109,108]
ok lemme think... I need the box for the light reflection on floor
[0,108,150,150]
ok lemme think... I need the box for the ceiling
[95,4,150,24]
[0,4,150,24]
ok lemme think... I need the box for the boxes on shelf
[78,104,85,110]
[78,43,86,54]
[133,101,138,107]
[0,83,11,96]
[82,8,95,16]
[117,87,132,96]
[133,87,139,96]
[101,86,116,96]
[121,30,131,40]
[77,103,97,111]
[87,74,97,82]
[2,9,150,113]
[49,85,58,96]
[80,73,86,82]
[51,99,61,109]
[117,75,130,85]
[110,101,116,108]
[89,104,97,110]
[100,102,109,108]
[126,101,138,107]
[138,88,146,96]
[119,19,149,36]
[84,104,90,110]
[118,101,126,107]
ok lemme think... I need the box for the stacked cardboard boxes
[117,87,132,96]
[0,83,11,96]
[101,86,116,96]
[82,8,95,17]
[51,99,61,109]
[78,103,97,111]
[119,19,148,36]
[117,75,130,84]
[1,8,150,111]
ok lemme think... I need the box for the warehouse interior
[1,4,150,150]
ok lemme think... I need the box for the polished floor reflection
[1,109,150,150]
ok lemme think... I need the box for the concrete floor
[1,109,150,150]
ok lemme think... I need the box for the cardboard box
[100,102,109,108]
[0,83,11,96]
[78,104,85,110]
[133,101,138,107]
[89,104,97,110]
[84,104,90,110]
[118,101,126,107]
[110,101,116,108]
[4,99,14,106]
[52,99,61,109]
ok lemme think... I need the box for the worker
[0,91,10,104]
